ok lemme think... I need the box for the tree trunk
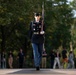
[1,25,6,52]
[70,42,73,51]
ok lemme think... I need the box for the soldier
[29,12,45,71]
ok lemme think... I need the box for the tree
[0,0,29,52]
[45,0,74,50]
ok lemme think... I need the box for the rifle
[40,2,45,34]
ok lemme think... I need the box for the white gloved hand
[40,31,45,34]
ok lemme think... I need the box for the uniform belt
[33,32,39,34]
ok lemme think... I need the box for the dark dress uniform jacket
[29,20,45,44]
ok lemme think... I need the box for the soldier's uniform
[30,21,45,43]
[29,13,45,70]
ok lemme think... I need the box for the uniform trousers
[32,43,43,67]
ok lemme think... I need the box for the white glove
[40,31,45,34]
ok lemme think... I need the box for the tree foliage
[45,0,74,50]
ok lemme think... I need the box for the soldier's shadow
[8,69,64,74]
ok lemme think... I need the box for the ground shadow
[8,69,65,74]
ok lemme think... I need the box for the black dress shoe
[36,67,40,71]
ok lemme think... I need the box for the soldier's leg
[38,43,43,67]
[32,43,39,67]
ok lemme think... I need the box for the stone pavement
[0,69,76,75]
